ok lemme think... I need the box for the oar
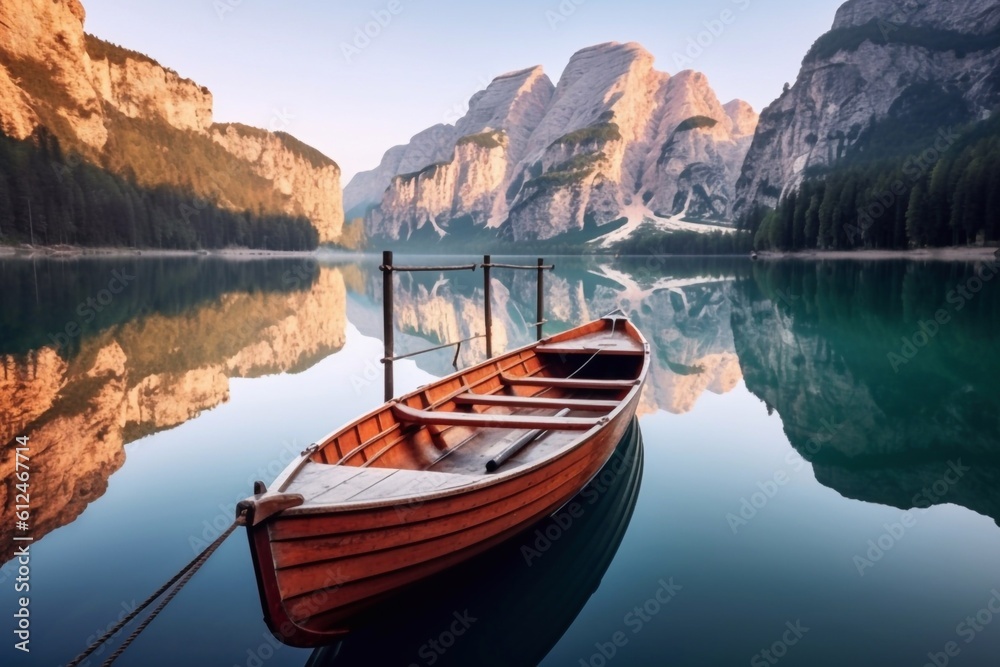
[486,408,571,473]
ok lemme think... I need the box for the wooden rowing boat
[236,310,649,647]
[307,417,644,666]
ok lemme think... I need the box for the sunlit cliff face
[0,268,347,561]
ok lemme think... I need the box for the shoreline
[756,247,1000,261]
[0,244,323,259]
[2,243,998,262]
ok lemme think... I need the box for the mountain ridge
[735,0,1000,220]
[0,0,345,246]
[348,41,757,247]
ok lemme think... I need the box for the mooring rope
[563,313,619,380]
[64,521,238,667]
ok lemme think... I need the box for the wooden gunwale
[329,352,541,467]
[243,315,649,647]
[272,323,647,515]
[280,455,600,603]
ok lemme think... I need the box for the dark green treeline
[0,130,319,251]
[741,114,1000,251]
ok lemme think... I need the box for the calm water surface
[1,254,998,667]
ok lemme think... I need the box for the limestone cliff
[211,124,345,243]
[87,35,213,134]
[344,124,456,218]
[351,43,757,245]
[735,0,1000,216]
[0,0,345,244]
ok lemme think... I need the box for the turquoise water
[1,255,998,666]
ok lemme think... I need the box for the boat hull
[245,392,639,647]
[306,416,645,666]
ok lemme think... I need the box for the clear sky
[81,0,846,182]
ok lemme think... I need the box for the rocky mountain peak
[735,0,1000,218]
[832,0,1000,33]
[724,100,758,137]
[0,0,345,244]
[456,65,554,157]
[352,41,757,245]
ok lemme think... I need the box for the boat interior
[292,319,646,494]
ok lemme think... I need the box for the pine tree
[834,175,858,249]
[754,210,777,250]
[959,158,986,243]
[804,193,821,249]
[984,152,1000,242]
[0,177,14,239]
[777,191,795,249]
[818,176,841,249]
[789,184,808,250]
[906,182,928,247]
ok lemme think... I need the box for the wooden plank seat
[536,331,646,356]
[454,393,618,412]
[391,402,601,431]
[290,464,478,506]
[500,373,639,390]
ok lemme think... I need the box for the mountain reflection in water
[2,255,998,570]
[0,257,345,561]
[731,260,1000,527]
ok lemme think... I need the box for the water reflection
[3,254,998,571]
[0,258,346,562]
[305,417,643,667]
[732,260,1000,526]
[347,256,750,416]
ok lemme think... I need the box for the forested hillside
[0,0,343,249]
[0,130,319,250]
[742,115,1000,250]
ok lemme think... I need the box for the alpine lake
[1,253,999,667]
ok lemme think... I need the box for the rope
[564,314,618,380]
[65,521,238,667]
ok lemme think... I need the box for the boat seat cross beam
[391,403,601,431]
[453,393,618,412]
[499,373,638,391]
